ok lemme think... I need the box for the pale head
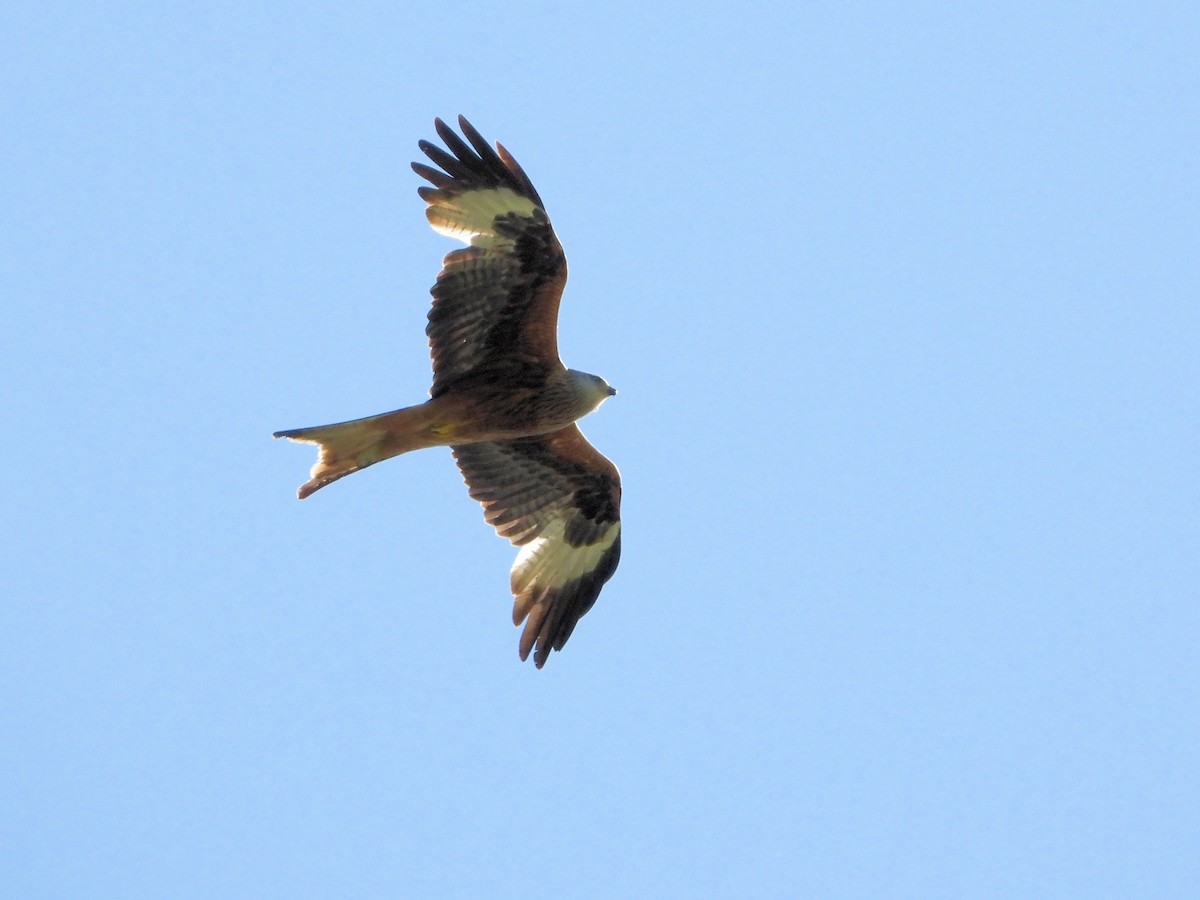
[566,368,617,416]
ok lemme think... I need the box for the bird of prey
[274,116,621,668]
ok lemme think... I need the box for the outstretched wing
[452,425,621,668]
[413,116,567,398]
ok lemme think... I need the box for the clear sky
[3,2,1197,897]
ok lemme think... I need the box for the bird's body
[278,366,613,498]
[275,117,621,667]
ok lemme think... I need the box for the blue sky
[3,2,1197,897]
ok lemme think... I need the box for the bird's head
[567,369,617,413]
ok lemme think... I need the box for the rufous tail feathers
[273,403,440,499]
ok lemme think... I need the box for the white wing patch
[511,517,620,595]
[425,187,540,248]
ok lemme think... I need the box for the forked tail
[273,403,440,499]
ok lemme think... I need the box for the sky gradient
[4,2,1198,897]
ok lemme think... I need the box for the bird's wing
[452,425,621,667]
[413,116,567,398]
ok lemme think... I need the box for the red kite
[275,117,620,667]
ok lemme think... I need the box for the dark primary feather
[413,116,545,209]
[454,116,546,206]
[517,535,620,667]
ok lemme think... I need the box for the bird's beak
[607,386,617,397]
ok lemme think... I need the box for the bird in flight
[275,116,621,668]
